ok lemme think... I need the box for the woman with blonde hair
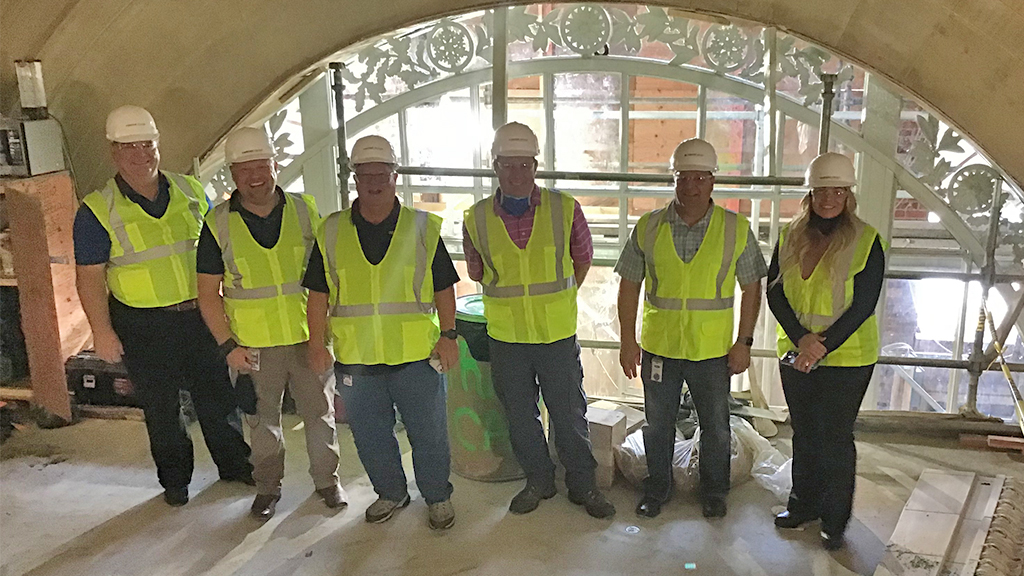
[766,152,886,550]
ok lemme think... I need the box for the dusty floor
[2,416,1023,576]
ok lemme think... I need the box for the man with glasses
[615,138,766,519]
[304,135,460,530]
[463,122,615,519]
[74,106,252,507]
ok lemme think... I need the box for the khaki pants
[247,342,339,495]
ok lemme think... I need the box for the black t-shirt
[196,188,288,275]
[302,199,460,375]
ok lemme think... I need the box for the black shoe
[221,471,256,486]
[821,530,844,551]
[635,495,667,518]
[701,498,727,518]
[163,487,189,507]
[568,489,616,519]
[774,509,818,529]
[509,484,556,514]
[250,494,280,521]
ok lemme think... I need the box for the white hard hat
[492,122,539,158]
[671,138,718,172]
[350,135,398,167]
[106,105,159,143]
[225,127,275,164]
[806,152,856,188]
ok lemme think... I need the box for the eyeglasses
[674,172,712,183]
[354,172,394,184]
[811,187,848,199]
[495,160,535,171]
[114,140,157,152]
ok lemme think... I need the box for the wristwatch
[739,336,754,347]
[440,329,458,340]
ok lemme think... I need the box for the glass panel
[405,88,476,187]
[573,194,620,249]
[552,72,621,189]
[506,75,546,168]
[780,116,818,179]
[581,347,642,399]
[871,364,951,412]
[705,90,758,176]
[627,77,698,174]
[411,192,477,240]
[879,279,965,360]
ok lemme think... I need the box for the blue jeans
[335,360,453,504]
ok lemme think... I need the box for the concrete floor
[2,417,1023,576]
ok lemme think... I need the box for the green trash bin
[447,294,524,482]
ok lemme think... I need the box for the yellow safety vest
[464,188,578,344]
[776,222,882,367]
[638,204,748,361]
[205,192,318,348]
[82,171,209,308]
[319,205,441,365]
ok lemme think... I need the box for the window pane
[552,72,621,188]
[628,77,698,174]
[705,90,758,176]
[507,75,547,168]
[405,88,476,187]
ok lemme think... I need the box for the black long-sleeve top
[766,237,885,353]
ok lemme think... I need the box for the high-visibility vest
[637,204,748,360]
[319,205,442,365]
[205,192,318,348]
[776,222,882,367]
[464,188,578,344]
[82,171,209,308]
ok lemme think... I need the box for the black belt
[156,299,199,312]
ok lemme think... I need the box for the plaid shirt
[614,201,767,286]
[463,186,593,281]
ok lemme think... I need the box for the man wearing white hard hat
[75,106,252,507]
[615,138,767,519]
[195,127,343,521]
[462,122,615,519]
[303,135,460,530]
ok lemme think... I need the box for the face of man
[353,162,398,210]
[494,156,538,198]
[810,186,850,219]
[111,139,160,185]
[673,170,715,212]
[229,158,278,203]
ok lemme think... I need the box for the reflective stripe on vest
[473,189,577,298]
[214,192,314,297]
[643,205,738,312]
[775,222,881,367]
[105,173,203,266]
[324,209,436,318]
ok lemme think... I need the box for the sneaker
[250,494,280,521]
[774,509,818,529]
[568,489,616,519]
[163,487,189,507]
[365,494,411,524]
[428,499,455,530]
[509,484,557,514]
[316,484,348,509]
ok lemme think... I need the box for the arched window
[199,4,1024,420]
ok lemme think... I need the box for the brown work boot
[316,484,348,509]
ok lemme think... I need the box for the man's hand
[432,337,459,373]
[226,347,255,373]
[620,338,642,379]
[728,342,752,375]
[307,343,334,374]
[797,333,827,362]
[94,329,124,364]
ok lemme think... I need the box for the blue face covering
[501,193,531,216]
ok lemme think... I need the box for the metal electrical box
[0,118,65,177]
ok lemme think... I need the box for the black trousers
[489,335,597,494]
[110,298,251,490]
[641,352,732,502]
[780,362,874,535]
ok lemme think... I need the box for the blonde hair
[778,189,862,282]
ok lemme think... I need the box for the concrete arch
[3,0,1022,195]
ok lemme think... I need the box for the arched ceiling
[3,0,1023,196]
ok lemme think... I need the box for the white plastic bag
[732,416,792,502]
